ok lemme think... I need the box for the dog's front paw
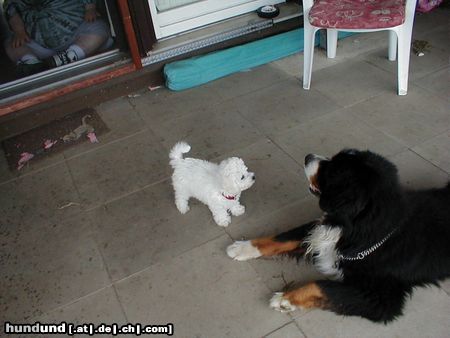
[231,205,245,216]
[226,241,261,261]
[176,204,190,214]
[270,292,297,313]
[213,214,231,227]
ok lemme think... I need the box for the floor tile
[0,161,82,227]
[413,8,450,38]
[307,59,395,107]
[440,278,450,295]
[272,109,406,163]
[219,139,310,226]
[131,85,223,126]
[211,64,290,101]
[414,67,450,101]
[1,10,448,337]
[89,180,224,281]
[67,131,170,208]
[0,144,65,184]
[295,286,450,338]
[227,198,323,294]
[248,256,322,307]
[227,196,320,241]
[264,322,305,338]
[272,48,340,77]
[345,86,450,147]
[63,97,146,159]
[149,99,264,160]
[0,214,110,323]
[33,287,126,338]
[364,41,449,82]
[412,132,450,174]
[236,77,342,136]
[331,31,390,61]
[0,149,16,184]
[115,235,291,338]
[272,31,389,78]
[8,156,67,182]
[389,150,449,190]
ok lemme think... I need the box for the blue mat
[165,28,351,91]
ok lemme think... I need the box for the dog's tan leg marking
[252,237,301,256]
[284,283,329,309]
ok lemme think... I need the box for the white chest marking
[304,225,343,280]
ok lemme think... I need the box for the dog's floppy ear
[319,188,368,218]
[219,158,245,195]
[318,161,373,218]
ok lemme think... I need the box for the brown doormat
[2,108,109,171]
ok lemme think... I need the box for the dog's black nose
[252,175,256,180]
[305,153,315,166]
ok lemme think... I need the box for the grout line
[267,136,304,168]
[84,175,171,211]
[0,157,67,187]
[0,129,150,187]
[111,233,228,285]
[408,147,450,176]
[293,319,309,338]
[410,64,448,82]
[231,83,345,142]
[112,284,130,323]
[64,158,84,209]
[126,95,150,128]
[225,195,315,241]
[28,285,114,321]
[63,129,149,161]
[331,103,412,156]
[24,232,230,323]
[262,320,295,337]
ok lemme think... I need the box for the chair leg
[388,30,397,61]
[327,29,338,59]
[397,28,413,95]
[303,26,318,90]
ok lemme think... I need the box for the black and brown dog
[227,149,450,322]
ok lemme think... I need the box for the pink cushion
[309,0,406,29]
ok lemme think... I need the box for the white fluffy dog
[169,142,255,227]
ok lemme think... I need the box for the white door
[149,0,285,39]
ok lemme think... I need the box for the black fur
[277,149,450,322]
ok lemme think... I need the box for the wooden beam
[117,0,143,69]
[0,64,136,116]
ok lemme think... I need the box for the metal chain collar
[337,229,397,261]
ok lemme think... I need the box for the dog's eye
[241,175,245,180]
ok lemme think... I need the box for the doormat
[2,108,109,171]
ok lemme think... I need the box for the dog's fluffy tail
[169,141,191,166]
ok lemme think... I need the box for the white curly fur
[304,224,343,280]
[169,142,255,227]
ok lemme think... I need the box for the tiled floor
[1,8,449,338]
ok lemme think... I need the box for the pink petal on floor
[43,139,58,149]
[87,132,99,143]
[17,152,34,170]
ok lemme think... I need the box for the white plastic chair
[302,0,417,95]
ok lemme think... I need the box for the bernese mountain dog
[227,149,450,323]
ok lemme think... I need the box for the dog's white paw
[176,204,190,214]
[270,292,297,313]
[231,205,245,216]
[214,215,231,227]
[226,241,261,261]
